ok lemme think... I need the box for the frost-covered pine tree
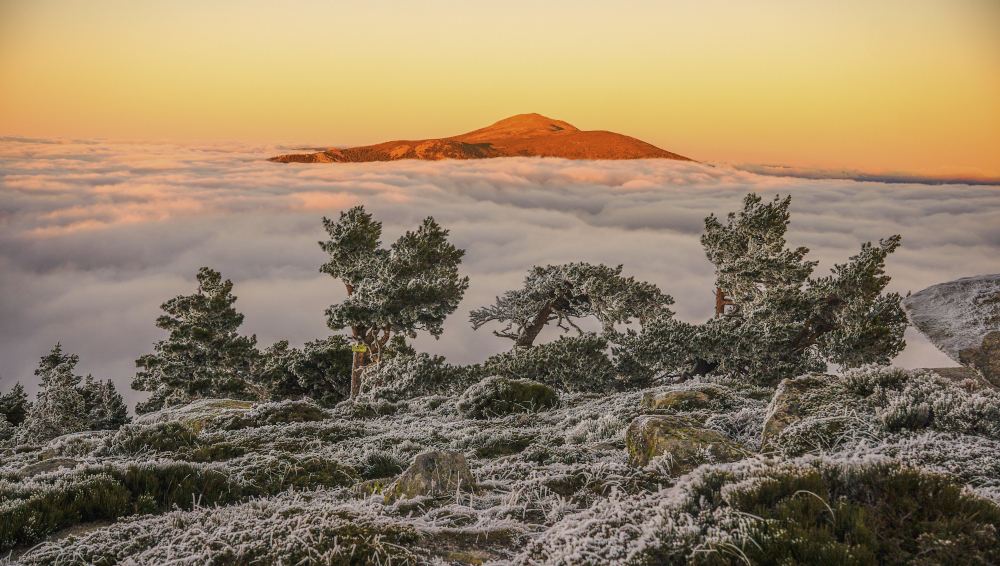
[80,375,131,430]
[15,344,87,443]
[622,193,907,384]
[0,382,30,427]
[470,263,672,349]
[132,267,260,414]
[320,207,469,398]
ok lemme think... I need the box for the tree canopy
[132,267,260,414]
[470,262,672,349]
[320,206,468,397]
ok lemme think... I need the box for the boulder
[385,450,474,503]
[640,390,712,412]
[626,415,747,472]
[457,376,559,419]
[760,375,828,453]
[902,274,1000,387]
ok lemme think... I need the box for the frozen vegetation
[2,194,999,564]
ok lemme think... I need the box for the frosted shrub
[483,334,617,392]
[18,490,419,566]
[457,376,559,419]
[360,352,471,401]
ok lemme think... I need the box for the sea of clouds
[2,137,997,409]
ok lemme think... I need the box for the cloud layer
[2,137,997,409]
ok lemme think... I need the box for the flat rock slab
[386,450,474,504]
[902,274,1000,387]
[626,415,747,473]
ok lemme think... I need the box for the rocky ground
[2,275,999,565]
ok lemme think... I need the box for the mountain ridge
[270,113,693,163]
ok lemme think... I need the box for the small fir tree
[470,263,672,349]
[132,267,260,414]
[80,375,131,430]
[0,382,30,427]
[319,206,469,398]
[15,344,87,443]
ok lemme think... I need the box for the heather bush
[0,454,356,551]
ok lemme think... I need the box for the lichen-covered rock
[640,390,712,412]
[457,376,558,419]
[903,274,1000,387]
[625,415,747,472]
[760,375,830,453]
[385,450,474,503]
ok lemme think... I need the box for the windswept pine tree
[619,193,908,383]
[132,267,260,414]
[470,263,672,349]
[319,206,469,398]
[15,344,87,443]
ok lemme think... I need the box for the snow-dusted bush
[15,344,88,444]
[457,376,559,419]
[483,333,616,392]
[359,352,472,401]
[18,490,419,566]
[0,454,357,551]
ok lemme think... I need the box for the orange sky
[1,0,998,173]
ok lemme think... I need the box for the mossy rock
[626,415,748,473]
[457,376,559,419]
[641,390,712,412]
[385,450,474,504]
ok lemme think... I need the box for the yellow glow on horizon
[1,0,998,172]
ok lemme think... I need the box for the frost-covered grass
[2,367,999,564]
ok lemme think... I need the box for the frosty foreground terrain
[2,361,1000,565]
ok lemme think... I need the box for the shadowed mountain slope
[271,113,693,163]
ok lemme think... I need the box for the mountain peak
[454,114,580,143]
[270,114,693,163]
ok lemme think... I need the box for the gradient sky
[1,0,998,172]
